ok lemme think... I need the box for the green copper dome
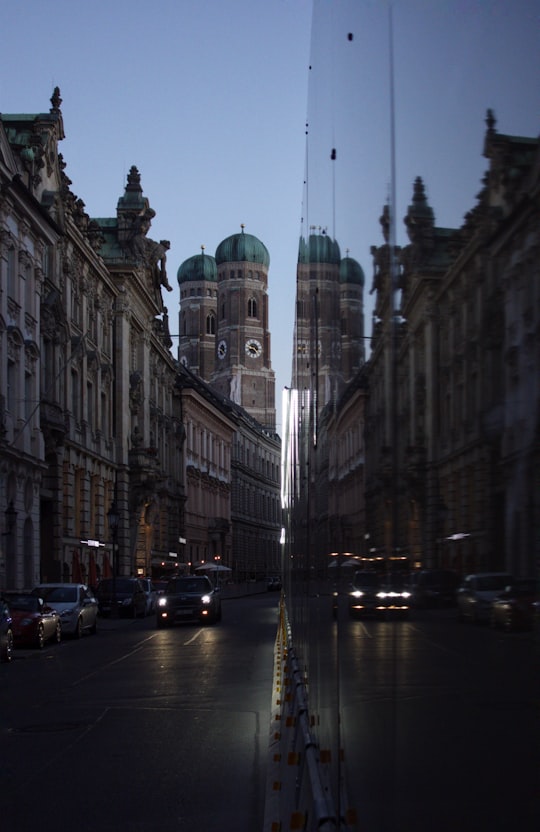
[177,251,217,285]
[215,227,270,268]
[340,256,365,286]
[298,233,341,265]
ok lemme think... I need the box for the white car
[34,583,99,637]
[457,573,513,623]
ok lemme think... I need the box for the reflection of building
[364,112,539,578]
[292,231,366,409]
[0,90,185,589]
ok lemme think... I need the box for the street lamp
[107,500,120,618]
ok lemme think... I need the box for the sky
[1,0,539,434]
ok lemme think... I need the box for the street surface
[1,593,278,832]
[2,595,539,832]
[331,604,540,832]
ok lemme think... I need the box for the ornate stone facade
[0,90,185,588]
[364,112,539,577]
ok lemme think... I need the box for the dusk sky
[2,0,539,433]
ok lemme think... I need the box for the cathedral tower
[211,226,275,431]
[177,247,217,379]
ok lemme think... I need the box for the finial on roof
[240,223,245,233]
[50,87,62,112]
[201,245,205,253]
[486,109,496,134]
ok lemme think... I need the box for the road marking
[184,628,204,645]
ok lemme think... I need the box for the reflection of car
[4,592,62,648]
[490,579,537,631]
[377,580,412,617]
[156,576,221,627]
[267,576,282,591]
[33,583,98,637]
[1,598,14,663]
[408,569,460,608]
[457,573,513,623]
[348,571,382,617]
[96,578,146,618]
[139,577,157,615]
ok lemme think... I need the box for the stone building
[178,227,276,432]
[364,112,539,577]
[0,90,185,589]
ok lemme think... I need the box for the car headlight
[158,597,168,608]
[21,617,34,626]
[351,590,364,598]
[121,598,131,606]
[61,609,75,618]
[201,595,211,604]
[401,591,411,599]
[377,591,387,599]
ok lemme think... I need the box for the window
[248,297,257,317]
[206,314,216,335]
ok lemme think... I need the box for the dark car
[3,592,62,648]
[348,571,382,617]
[156,576,221,627]
[96,578,146,618]
[1,598,14,662]
[408,569,460,608]
[490,578,537,631]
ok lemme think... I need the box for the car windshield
[167,578,210,594]
[98,579,137,593]
[352,572,380,588]
[5,595,40,611]
[476,575,512,590]
[39,587,78,603]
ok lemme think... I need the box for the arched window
[206,314,216,335]
[248,297,257,318]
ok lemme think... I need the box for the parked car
[3,592,62,648]
[408,569,460,608]
[490,578,537,631]
[156,575,221,626]
[0,598,14,663]
[139,577,157,615]
[33,583,98,637]
[96,578,146,618]
[457,573,513,623]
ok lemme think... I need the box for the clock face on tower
[217,339,227,359]
[245,338,262,358]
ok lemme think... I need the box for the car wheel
[74,616,83,639]
[1,628,14,663]
[54,621,62,643]
[36,624,45,649]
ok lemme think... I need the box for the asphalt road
[1,593,279,832]
[3,596,539,832]
[318,604,540,832]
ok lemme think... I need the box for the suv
[96,577,146,618]
[33,583,98,637]
[156,576,221,626]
